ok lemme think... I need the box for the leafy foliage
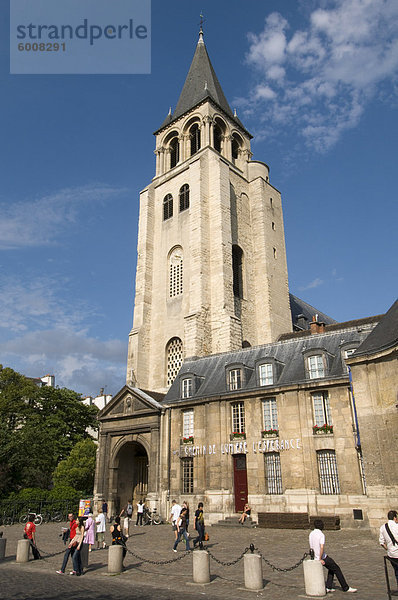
[53,438,97,495]
[0,365,98,497]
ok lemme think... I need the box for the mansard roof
[164,317,379,404]
[352,299,398,357]
[154,32,251,137]
[289,293,337,330]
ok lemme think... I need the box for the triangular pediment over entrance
[98,385,164,421]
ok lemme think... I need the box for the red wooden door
[233,455,248,512]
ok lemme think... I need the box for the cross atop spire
[198,12,205,44]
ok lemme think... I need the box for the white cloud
[238,0,398,153]
[0,183,129,250]
[299,277,324,291]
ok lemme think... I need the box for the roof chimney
[310,314,326,334]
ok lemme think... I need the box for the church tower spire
[127,33,292,392]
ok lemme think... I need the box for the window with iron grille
[169,247,183,297]
[265,452,283,494]
[259,363,273,386]
[167,337,183,387]
[182,379,193,400]
[228,368,242,391]
[183,409,194,437]
[231,401,245,433]
[182,457,193,493]
[263,398,278,431]
[163,194,173,220]
[317,450,340,494]
[312,391,332,427]
[308,354,325,379]
[179,184,190,212]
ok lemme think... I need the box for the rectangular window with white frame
[259,363,273,386]
[232,402,245,433]
[182,378,193,399]
[308,355,325,379]
[263,397,278,431]
[228,368,242,391]
[265,452,283,494]
[312,391,332,427]
[183,409,194,438]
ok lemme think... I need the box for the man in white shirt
[95,508,106,549]
[379,510,398,589]
[169,500,182,542]
[309,519,357,593]
[136,499,145,526]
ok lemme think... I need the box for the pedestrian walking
[96,508,106,549]
[193,502,205,549]
[84,513,95,552]
[70,517,85,576]
[23,514,41,560]
[309,519,357,593]
[56,513,78,574]
[183,501,190,532]
[136,499,145,526]
[169,499,182,542]
[172,507,190,552]
[110,516,127,561]
[102,499,108,522]
[120,499,133,538]
[379,510,398,590]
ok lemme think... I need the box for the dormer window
[307,354,325,379]
[181,378,193,399]
[227,368,242,391]
[259,363,273,386]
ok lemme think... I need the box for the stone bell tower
[127,28,292,393]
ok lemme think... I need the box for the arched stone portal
[115,441,148,512]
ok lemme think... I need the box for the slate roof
[164,319,378,404]
[154,33,251,137]
[289,293,337,329]
[352,299,398,356]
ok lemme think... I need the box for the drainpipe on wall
[348,366,367,494]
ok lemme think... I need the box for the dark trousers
[29,540,41,560]
[173,527,190,551]
[72,547,83,575]
[136,512,143,526]
[323,555,349,591]
[60,545,75,572]
[389,557,398,585]
[194,523,205,549]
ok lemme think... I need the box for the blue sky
[0,0,397,396]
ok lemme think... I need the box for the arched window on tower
[214,123,222,153]
[179,184,189,212]
[166,337,183,386]
[163,194,173,221]
[169,247,183,297]
[231,136,240,161]
[190,123,201,156]
[170,137,179,168]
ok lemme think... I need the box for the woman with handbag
[70,517,85,576]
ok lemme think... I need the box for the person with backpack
[172,507,190,552]
[120,500,133,538]
[379,510,398,589]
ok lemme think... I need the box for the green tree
[0,365,98,497]
[53,438,97,495]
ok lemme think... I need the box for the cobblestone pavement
[0,522,394,599]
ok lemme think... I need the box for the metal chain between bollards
[207,547,250,566]
[257,549,310,572]
[125,545,191,565]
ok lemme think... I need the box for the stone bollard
[244,553,263,591]
[81,543,90,568]
[303,558,326,596]
[0,538,6,560]
[108,544,123,574]
[192,549,211,584]
[16,539,30,563]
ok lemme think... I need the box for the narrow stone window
[169,247,183,298]
[272,222,275,230]
[273,247,277,259]
[166,337,183,386]
[190,123,201,156]
[163,194,173,221]
[232,245,243,298]
[170,137,179,168]
[179,184,190,212]
[214,123,222,153]
[317,450,340,494]
[265,452,283,494]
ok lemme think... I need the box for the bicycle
[0,511,14,526]
[42,511,63,523]
[19,511,43,525]
[142,507,162,525]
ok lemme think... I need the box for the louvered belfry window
[167,337,183,386]
[169,247,183,297]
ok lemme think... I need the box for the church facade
[94,31,398,531]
